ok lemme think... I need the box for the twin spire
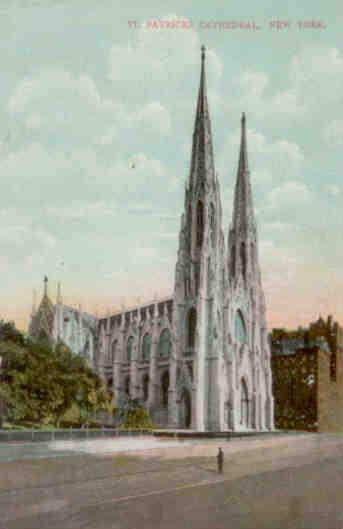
[232,112,254,231]
[40,275,63,305]
[189,45,215,185]
[191,46,254,230]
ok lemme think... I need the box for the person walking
[217,447,224,474]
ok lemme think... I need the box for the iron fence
[0,428,152,443]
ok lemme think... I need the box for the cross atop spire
[232,113,254,231]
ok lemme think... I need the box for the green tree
[0,322,112,427]
[117,397,155,430]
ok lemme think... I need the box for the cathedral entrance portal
[180,389,191,428]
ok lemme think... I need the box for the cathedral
[29,47,274,431]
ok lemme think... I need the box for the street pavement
[1,433,343,529]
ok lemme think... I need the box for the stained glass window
[159,328,172,358]
[209,203,215,228]
[142,334,151,362]
[235,310,246,345]
[127,336,134,362]
[111,340,117,363]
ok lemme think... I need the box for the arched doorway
[240,379,249,428]
[180,389,191,428]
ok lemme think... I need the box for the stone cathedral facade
[29,48,274,431]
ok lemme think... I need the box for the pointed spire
[232,113,254,231]
[196,45,207,118]
[238,112,248,174]
[189,45,215,186]
[31,289,37,317]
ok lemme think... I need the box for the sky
[1,0,343,331]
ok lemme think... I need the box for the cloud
[226,69,303,122]
[134,101,172,136]
[323,120,343,146]
[8,69,121,146]
[326,184,341,197]
[234,70,269,98]
[267,181,312,210]
[218,127,306,227]
[218,126,304,193]
[0,224,55,252]
[290,46,343,104]
[225,46,343,126]
[45,202,118,220]
[107,14,223,120]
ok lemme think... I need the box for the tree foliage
[0,321,112,427]
[117,396,155,429]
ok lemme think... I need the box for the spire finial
[43,275,48,297]
[239,112,248,173]
[201,45,206,61]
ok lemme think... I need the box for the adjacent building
[271,316,343,432]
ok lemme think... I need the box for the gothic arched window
[250,243,255,272]
[111,340,117,364]
[187,204,192,253]
[209,203,215,229]
[126,336,134,363]
[194,264,200,295]
[240,242,246,280]
[142,333,151,362]
[161,371,169,407]
[210,204,215,246]
[124,375,130,396]
[142,373,149,401]
[235,310,247,345]
[159,328,172,358]
[230,245,236,278]
[196,200,204,247]
[187,308,197,348]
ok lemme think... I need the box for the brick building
[271,316,343,432]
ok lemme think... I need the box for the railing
[0,427,153,443]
